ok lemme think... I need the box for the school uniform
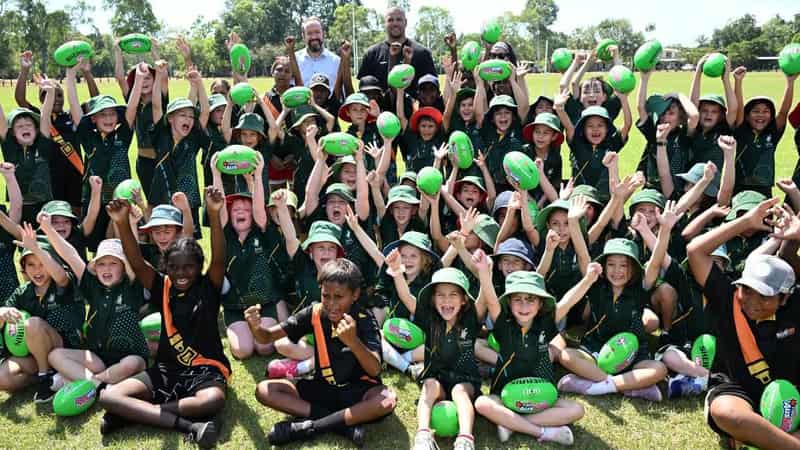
[398,130,444,173]
[691,123,731,170]
[129,94,169,199]
[4,277,83,349]
[733,122,784,197]
[565,94,622,126]
[283,134,312,206]
[291,251,323,313]
[654,261,710,358]
[0,222,18,302]
[25,108,83,208]
[378,215,427,249]
[567,131,625,203]
[76,114,133,206]
[345,123,379,172]
[539,244,582,324]
[637,121,693,193]
[374,271,430,320]
[526,145,562,203]
[725,232,768,276]
[0,133,55,223]
[479,121,525,192]
[449,116,482,153]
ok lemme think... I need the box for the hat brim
[324,190,355,203]
[88,252,135,282]
[382,239,440,264]
[594,252,644,276]
[410,107,443,134]
[733,277,776,297]
[498,287,555,311]
[291,112,319,130]
[301,234,345,256]
[417,280,476,308]
[87,104,126,117]
[386,196,421,208]
[725,202,760,221]
[522,122,564,146]
[492,250,535,267]
[140,218,183,230]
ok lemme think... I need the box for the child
[521,112,563,203]
[138,196,195,270]
[98,187,229,446]
[473,253,584,445]
[36,174,103,262]
[0,163,22,300]
[245,258,397,446]
[397,87,446,173]
[556,237,669,402]
[721,190,770,276]
[559,49,622,124]
[201,94,232,194]
[555,88,632,203]
[732,68,797,196]
[687,197,800,450]
[474,91,526,193]
[401,267,483,450]
[378,185,427,245]
[417,74,445,111]
[339,93,380,171]
[494,189,540,248]
[42,218,148,390]
[689,55,737,170]
[0,224,83,402]
[223,91,280,193]
[443,72,478,144]
[281,102,335,203]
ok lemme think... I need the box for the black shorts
[223,303,278,328]
[96,350,146,367]
[420,372,481,400]
[136,363,227,404]
[704,373,756,439]
[296,378,378,412]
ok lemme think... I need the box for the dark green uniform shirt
[479,121,525,190]
[284,134,313,206]
[291,250,322,313]
[222,224,282,310]
[128,94,168,152]
[725,232,768,277]
[524,144,562,202]
[582,279,649,362]
[568,130,625,202]
[202,124,239,193]
[5,277,83,348]
[149,119,210,208]
[346,123,379,172]
[734,122,784,196]
[378,215,427,249]
[374,270,431,320]
[0,221,18,302]
[76,115,133,205]
[538,244,581,303]
[661,260,709,347]
[637,120,693,192]
[0,133,54,205]
[565,94,622,125]
[399,129,444,173]
[691,123,731,170]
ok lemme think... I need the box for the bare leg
[255,379,310,417]
[451,383,475,437]
[475,395,584,437]
[651,283,677,331]
[662,348,709,378]
[710,394,800,450]
[275,301,289,323]
[0,357,37,392]
[274,336,314,360]
[559,348,607,382]
[642,308,660,334]
[25,317,62,373]
[612,360,668,391]
[417,378,444,430]
[226,322,255,360]
[95,356,147,384]
[48,349,106,382]
[254,318,277,356]
[474,339,498,365]
[343,385,397,425]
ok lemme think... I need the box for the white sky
[47,0,798,47]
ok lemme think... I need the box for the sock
[586,375,617,395]
[382,342,410,372]
[401,350,415,363]
[37,372,47,377]
[296,358,314,375]
[694,375,709,391]
[312,410,347,433]
[173,416,194,433]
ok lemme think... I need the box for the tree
[711,14,761,49]
[594,19,645,59]
[518,0,558,40]
[386,0,409,11]
[103,0,160,36]
[328,3,383,64]
[414,6,454,65]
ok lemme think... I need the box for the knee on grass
[709,396,751,434]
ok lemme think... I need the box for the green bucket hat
[6,107,40,128]
[290,104,319,130]
[331,155,357,175]
[676,163,719,197]
[629,189,666,215]
[488,94,518,112]
[417,267,476,306]
[140,205,183,230]
[386,185,420,208]
[498,271,555,312]
[644,93,679,124]
[85,95,125,117]
[455,88,476,104]
[575,106,613,136]
[533,112,561,133]
[454,175,486,193]
[744,96,776,118]
[474,214,500,248]
[41,200,78,222]
[698,94,726,111]
[324,182,355,203]
[594,238,643,273]
[382,231,440,263]
[301,220,344,255]
[570,185,603,206]
[399,171,418,185]
[725,190,767,221]
[535,199,570,230]
[338,93,371,122]
[165,97,196,116]
[209,93,227,111]
[268,188,298,210]
[19,239,56,262]
[232,113,266,138]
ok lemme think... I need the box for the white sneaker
[412,430,439,450]
[50,373,65,392]
[408,363,424,380]
[453,435,475,450]
[539,425,574,446]
[496,424,513,443]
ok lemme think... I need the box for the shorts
[136,363,227,404]
[578,344,650,369]
[223,303,278,328]
[420,371,481,400]
[654,342,691,363]
[296,378,377,412]
[704,373,756,439]
[96,350,144,366]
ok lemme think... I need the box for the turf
[0,71,795,449]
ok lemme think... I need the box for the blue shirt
[295,48,340,92]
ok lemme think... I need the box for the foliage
[414,6,454,66]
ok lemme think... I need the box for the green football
[387,64,416,89]
[281,86,312,108]
[597,331,639,374]
[382,317,425,350]
[477,59,513,82]
[760,379,800,432]
[779,43,800,76]
[139,312,161,343]
[596,38,618,62]
[53,379,97,417]
[481,19,503,44]
[501,377,558,414]
[448,131,474,169]
[460,41,482,71]
[487,332,500,352]
[118,33,152,54]
[430,400,459,437]
[113,179,142,203]
[229,43,252,73]
[321,132,359,156]
[216,145,259,175]
[703,53,727,78]
[690,334,717,370]
[230,82,256,106]
[502,151,540,190]
[53,41,94,67]
[634,40,663,71]
[416,167,444,196]
[304,333,315,346]
[607,65,636,94]
[377,111,402,139]
[551,48,574,72]
[4,310,31,357]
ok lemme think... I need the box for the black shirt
[357,38,437,98]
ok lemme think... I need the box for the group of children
[0,30,798,450]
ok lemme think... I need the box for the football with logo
[216,145,259,175]
[387,64,416,89]
[382,317,425,350]
[139,312,161,342]
[118,33,152,54]
[53,379,97,417]
[53,41,94,67]
[597,331,639,374]
[229,43,252,73]
[377,111,402,139]
[230,82,256,106]
[320,132,360,156]
[703,53,727,78]
[4,310,31,357]
[448,131,474,169]
[477,59,513,82]
[779,43,800,76]
[430,400,459,437]
[281,86,312,108]
[113,179,142,203]
[608,65,636,94]
[416,167,444,196]
[501,377,558,414]
[760,379,800,432]
[503,151,540,190]
[690,334,717,370]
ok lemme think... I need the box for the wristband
[656,141,667,146]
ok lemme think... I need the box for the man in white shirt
[295,17,340,92]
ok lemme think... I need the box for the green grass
[0,72,793,448]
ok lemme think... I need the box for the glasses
[490,53,509,60]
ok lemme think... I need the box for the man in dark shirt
[357,7,436,98]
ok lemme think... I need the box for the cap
[734,254,795,296]
[140,205,183,230]
[358,75,383,92]
[418,74,439,88]
[310,73,331,90]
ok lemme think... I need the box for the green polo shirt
[378,215,427,249]
[734,122,785,196]
[568,131,625,202]
[284,134,313,206]
[291,250,321,312]
[5,277,83,348]
[690,124,731,170]
[374,269,431,320]
[637,120,693,191]
[127,93,168,153]
[346,123,378,172]
[222,224,282,310]
[725,232,768,276]
[202,124,239,193]
[450,116,482,152]
[565,94,622,125]
[263,223,293,299]
[524,144,562,202]
[76,115,134,205]
[479,121,525,189]
[661,260,709,346]
[0,224,18,302]
[539,244,581,303]
[79,271,148,361]
[490,306,558,394]
[582,280,649,359]
[399,130,444,173]
[149,119,210,208]
[139,243,163,271]
[0,134,54,205]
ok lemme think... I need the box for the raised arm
[0,164,22,225]
[273,190,300,258]
[722,60,738,127]
[395,87,408,131]
[188,69,210,129]
[170,191,195,238]
[245,304,288,345]
[568,195,591,275]
[555,262,600,323]
[637,71,651,125]
[717,135,736,207]
[108,200,157,290]
[385,249,418,315]
[733,67,746,127]
[472,249,500,322]
[509,67,530,121]
[38,213,86,281]
[425,192,449,253]
[655,123,675,198]
[336,41,355,98]
[617,91,633,140]
[299,137,327,218]
[571,50,596,96]
[646,200,682,289]
[80,176,103,236]
[354,142,370,221]
[39,81,55,136]
[517,188,540,247]
[80,59,100,98]
[559,51,581,93]
[250,153,267,230]
[678,93,699,135]
[284,37,303,86]
[113,38,129,97]
[64,64,83,126]
[473,66,488,128]
[150,61,167,125]
[689,55,706,107]
[204,186,226,289]
[776,72,797,131]
[222,97,233,143]
[344,206,384,266]
[18,222,69,287]
[443,70,462,132]
[15,51,33,108]
[675,161,716,215]
[553,90,574,142]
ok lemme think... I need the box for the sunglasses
[490,52,509,60]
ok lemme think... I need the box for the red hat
[410,106,443,133]
[126,64,156,90]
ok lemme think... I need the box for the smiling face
[534,100,554,116]
[493,107,514,133]
[325,195,349,225]
[509,293,542,327]
[498,254,531,277]
[384,8,407,40]
[150,225,180,252]
[583,116,608,145]
[168,108,196,138]
[165,251,201,291]
[699,102,723,130]
[310,241,340,270]
[604,254,633,288]
[458,97,474,122]
[229,198,253,233]
[532,124,556,150]
[94,255,124,287]
[579,79,607,108]
[736,285,784,321]
[399,244,427,279]
[390,201,415,226]
[321,281,359,324]
[12,116,37,146]
[50,215,74,239]
[456,183,482,209]
[633,202,660,230]
[547,210,570,245]
[338,163,357,188]
[40,86,65,113]
[747,102,773,132]
[303,20,325,53]
[417,117,437,140]
[22,254,51,288]
[433,283,466,325]
[347,103,369,125]
[91,108,120,134]
[272,59,292,88]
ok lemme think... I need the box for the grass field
[0,71,795,449]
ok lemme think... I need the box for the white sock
[401,350,415,363]
[383,341,410,372]
[586,375,617,395]
[695,375,709,391]
[296,358,314,374]
[539,426,574,445]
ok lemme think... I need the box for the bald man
[295,16,340,92]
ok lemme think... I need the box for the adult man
[295,17,340,92]
[357,7,436,98]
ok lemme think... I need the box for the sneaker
[412,429,439,450]
[50,373,65,392]
[186,421,219,448]
[268,419,314,445]
[623,385,663,402]
[99,412,128,435]
[334,425,366,448]
[34,374,55,403]
[556,374,594,395]
[539,425,574,445]
[453,435,475,450]
[496,424,513,443]
[267,358,300,379]
[668,375,705,399]
[407,363,424,380]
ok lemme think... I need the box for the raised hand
[585,262,603,283]
[658,199,684,230]
[568,194,588,220]
[471,248,493,273]
[385,248,405,276]
[656,123,671,142]
[20,51,33,69]
[459,208,480,235]
[545,229,560,251]
[205,186,225,213]
[106,199,131,224]
[602,152,618,168]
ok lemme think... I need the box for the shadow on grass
[100,424,182,449]
[0,387,34,424]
